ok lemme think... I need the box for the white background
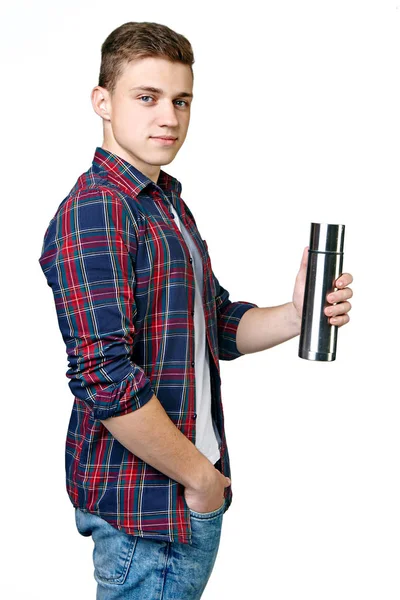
[1,0,399,598]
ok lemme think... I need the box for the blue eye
[138,96,189,107]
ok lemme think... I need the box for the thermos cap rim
[309,222,345,254]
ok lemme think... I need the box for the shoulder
[64,179,148,224]
[43,184,145,253]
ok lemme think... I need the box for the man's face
[92,56,193,182]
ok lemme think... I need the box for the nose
[156,99,179,128]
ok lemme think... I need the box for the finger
[327,287,353,304]
[329,314,350,327]
[336,273,353,288]
[325,301,352,318]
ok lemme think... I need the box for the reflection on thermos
[299,223,345,361]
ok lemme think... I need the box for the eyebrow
[129,85,193,98]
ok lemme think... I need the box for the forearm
[236,302,301,355]
[100,394,214,491]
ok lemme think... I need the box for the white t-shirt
[168,202,221,465]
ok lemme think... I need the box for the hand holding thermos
[292,223,353,361]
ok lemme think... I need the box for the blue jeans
[75,462,225,599]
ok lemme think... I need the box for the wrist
[188,460,218,492]
[289,302,302,336]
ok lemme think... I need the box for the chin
[148,152,178,166]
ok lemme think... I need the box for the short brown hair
[98,22,195,96]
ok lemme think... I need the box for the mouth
[151,136,178,140]
[150,136,178,146]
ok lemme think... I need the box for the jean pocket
[189,499,226,520]
[75,509,138,585]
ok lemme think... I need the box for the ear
[91,86,111,121]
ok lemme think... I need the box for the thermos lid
[309,223,345,253]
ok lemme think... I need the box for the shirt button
[191,310,194,316]
[193,413,197,419]
[170,212,175,219]
[191,361,195,367]
[189,257,193,263]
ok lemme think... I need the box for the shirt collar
[91,146,182,200]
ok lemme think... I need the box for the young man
[39,21,353,600]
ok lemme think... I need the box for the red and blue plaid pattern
[39,147,258,544]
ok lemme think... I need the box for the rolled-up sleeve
[38,189,155,420]
[212,272,258,360]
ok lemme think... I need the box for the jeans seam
[159,540,172,599]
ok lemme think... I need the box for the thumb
[299,246,309,271]
[295,246,309,284]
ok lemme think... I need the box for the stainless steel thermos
[299,223,345,361]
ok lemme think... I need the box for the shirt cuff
[218,301,259,360]
[92,370,155,420]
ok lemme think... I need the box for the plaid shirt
[39,147,258,544]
